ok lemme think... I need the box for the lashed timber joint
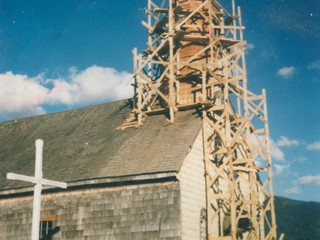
[119,0,281,239]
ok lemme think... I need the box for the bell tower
[120,1,283,239]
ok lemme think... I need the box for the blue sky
[0,0,319,202]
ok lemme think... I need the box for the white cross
[7,139,67,240]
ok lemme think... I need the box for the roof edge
[1,98,131,124]
[0,171,178,199]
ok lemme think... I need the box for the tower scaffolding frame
[119,1,283,239]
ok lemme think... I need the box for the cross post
[7,139,67,240]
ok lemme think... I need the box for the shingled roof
[0,100,202,192]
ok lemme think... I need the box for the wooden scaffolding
[120,0,283,239]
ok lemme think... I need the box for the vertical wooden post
[169,0,175,122]
[263,88,278,239]
[31,139,43,240]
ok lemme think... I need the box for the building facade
[0,100,207,239]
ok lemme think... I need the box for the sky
[0,0,319,202]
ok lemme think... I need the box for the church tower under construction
[0,0,285,239]
[120,0,283,239]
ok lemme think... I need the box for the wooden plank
[40,215,57,222]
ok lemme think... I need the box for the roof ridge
[1,98,130,124]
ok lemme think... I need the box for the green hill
[275,196,320,240]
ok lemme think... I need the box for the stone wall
[0,181,181,240]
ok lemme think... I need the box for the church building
[0,100,207,239]
[0,0,282,239]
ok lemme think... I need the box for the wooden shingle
[0,99,201,192]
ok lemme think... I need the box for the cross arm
[7,172,36,184]
[41,178,67,189]
[7,172,67,189]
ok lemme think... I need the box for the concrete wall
[0,181,181,240]
[178,130,207,240]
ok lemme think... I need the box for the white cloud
[308,60,320,70]
[247,135,288,162]
[276,66,296,78]
[285,175,320,197]
[0,66,133,120]
[245,43,255,54]
[274,164,290,175]
[276,136,299,147]
[270,140,285,161]
[284,186,301,194]
[306,141,320,151]
[246,134,288,166]
[269,136,299,162]
[48,66,132,105]
[0,72,48,118]
[246,43,255,50]
[296,175,320,185]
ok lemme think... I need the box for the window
[39,215,59,240]
[40,220,53,240]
